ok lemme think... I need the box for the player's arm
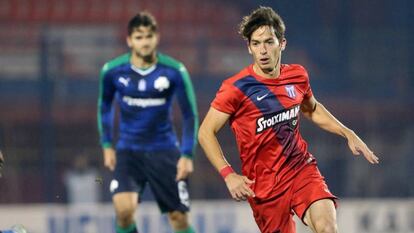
[301,96,379,164]
[175,64,198,180]
[97,66,116,171]
[198,107,255,201]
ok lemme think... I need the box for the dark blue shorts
[110,148,190,213]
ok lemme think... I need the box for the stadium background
[0,0,413,232]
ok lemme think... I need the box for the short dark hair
[128,12,158,35]
[239,6,286,42]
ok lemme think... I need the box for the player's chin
[139,48,155,56]
[140,51,151,56]
[261,65,274,73]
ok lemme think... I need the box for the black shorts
[110,148,190,213]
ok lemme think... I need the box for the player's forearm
[180,114,199,158]
[98,101,114,147]
[99,125,113,148]
[307,102,352,138]
[198,126,230,172]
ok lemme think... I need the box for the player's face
[248,26,286,73]
[127,26,159,58]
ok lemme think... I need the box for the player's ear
[280,38,287,51]
[126,36,132,48]
[155,32,160,44]
[247,41,252,54]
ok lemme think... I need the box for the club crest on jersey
[118,76,130,87]
[285,85,296,99]
[154,76,170,92]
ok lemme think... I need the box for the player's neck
[130,52,157,69]
[253,63,281,79]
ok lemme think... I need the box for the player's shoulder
[157,53,186,72]
[283,64,308,74]
[282,64,310,81]
[101,53,130,74]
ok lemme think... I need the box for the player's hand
[345,130,379,164]
[0,150,4,178]
[224,173,255,201]
[103,148,116,171]
[176,156,193,181]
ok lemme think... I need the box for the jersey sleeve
[211,80,242,115]
[302,66,313,99]
[174,64,199,159]
[97,65,116,148]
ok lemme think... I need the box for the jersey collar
[130,64,157,76]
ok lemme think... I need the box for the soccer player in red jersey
[198,6,379,233]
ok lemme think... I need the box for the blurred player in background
[0,151,28,233]
[97,12,198,233]
[0,150,3,178]
[198,6,379,233]
[0,225,28,233]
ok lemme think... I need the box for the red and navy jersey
[212,64,316,200]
